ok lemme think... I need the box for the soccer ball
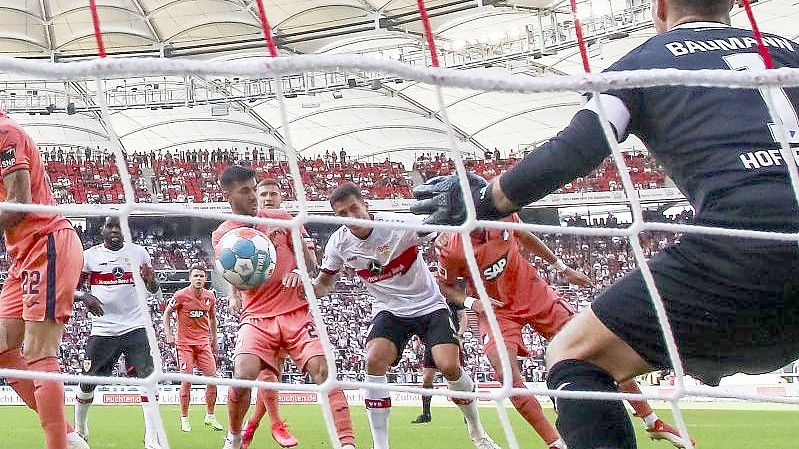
[214,227,277,289]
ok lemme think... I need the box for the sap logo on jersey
[188,310,204,318]
[483,253,509,281]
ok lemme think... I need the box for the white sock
[447,370,486,440]
[364,374,391,449]
[642,412,659,428]
[549,437,568,449]
[140,387,165,445]
[75,390,94,435]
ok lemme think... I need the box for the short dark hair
[673,0,732,16]
[220,165,256,190]
[189,263,207,274]
[329,182,363,206]
[257,178,280,189]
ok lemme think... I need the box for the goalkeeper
[411,0,799,447]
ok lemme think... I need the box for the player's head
[188,264,207,289]
[257,178,283,210]
[329,182,372,238]
[221,165,258,217]
[653,0,734,33]
[101,216,124,250]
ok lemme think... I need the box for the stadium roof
[0,0,797,166]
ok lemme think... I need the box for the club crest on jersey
[376,244,391,255]
[482,252,509,281]
[0,146,15,168]
[111,266,125,279]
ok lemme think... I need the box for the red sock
[250,370,276,428]
[328,389,355,446]
[510,380,560,445]
[0,349,75,434]
[205,383,217,415]
[29,357,68,449]
[0,348,38,410]
[227,386,251,434]
[179,382,191,417]
[618,380,653,419]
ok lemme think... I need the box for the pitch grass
[3,405,799,449]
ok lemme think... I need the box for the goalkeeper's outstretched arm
[484,108,615,217]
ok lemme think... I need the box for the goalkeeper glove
[410,172,505,226]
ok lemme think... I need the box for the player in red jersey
[239,178,316,449]
[0,111,88,449]
[163,265,225,432]
[213,166,354,449]
[436,214,693,449]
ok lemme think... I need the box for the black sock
[422,386,432,417]
[546,359,636,449]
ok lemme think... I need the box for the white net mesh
[2,9,799,449]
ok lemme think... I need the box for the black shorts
[367,308,459,366]
[82,328,155,382]
[592,234,799,386]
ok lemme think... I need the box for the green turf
[3,405,799,449]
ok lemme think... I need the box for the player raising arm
[313,183,501,449]
[163,265,225,432]
[435,215,691,448]
[213,166,354,449]
[0,111,88,449]
[412,1,799,447]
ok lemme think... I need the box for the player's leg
[0,317,36,410]
[285,308,352,449]
[124,328,166,449]
[76,334,124,440]
[196,345,224,431]
[241,368,278,449]
[426,309,496,449]
[411,362,435,424]
[362,311,411,449]
[19,229,85,449]
[225,319,279,449]
[483,331,563,449]
[617,379,695,447]
[176,344,196,431]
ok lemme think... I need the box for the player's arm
[312,270,338,298]
[0,167,31,231]
[162,299,176,346]
[227,282,242,314]
[209,294,218,354]
[74,271,104,316]
[140,264,159,293]
[313,235,343,298]
[515,230,594,287]
[484,93,632,218]
[437,277,503,315]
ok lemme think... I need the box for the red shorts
[480,294,575,356]
[0,228,82,323]
[177,344,217,376]
[235,306,323,373]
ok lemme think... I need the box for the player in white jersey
[73,217,165,449]
[313,183,501,449]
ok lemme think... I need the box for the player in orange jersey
[164,264,225,432]
[0,111,88,449]
[213,166,354,449]
[238,178,316,449]
[436,214,693,449]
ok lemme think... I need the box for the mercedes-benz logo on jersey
[111,266,125,279]
[366,259,384,274]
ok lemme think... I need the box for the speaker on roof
[67,102,76,115]
[347,78,357,88]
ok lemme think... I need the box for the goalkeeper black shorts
[592,233,799,386]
